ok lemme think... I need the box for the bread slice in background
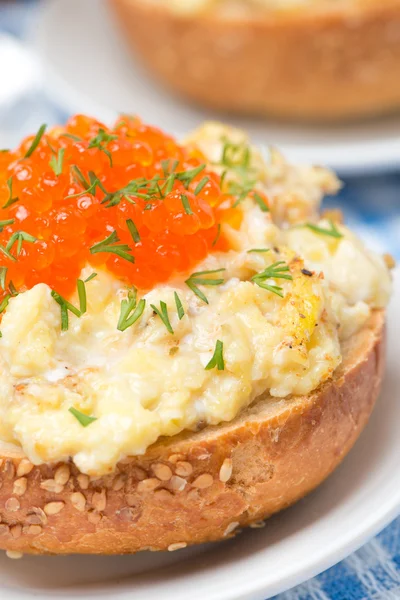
[109,0,400,121]
[0,310,385,555]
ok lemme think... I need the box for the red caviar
[0,114,238,299]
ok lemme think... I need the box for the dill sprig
[117,294,146,332]
[90,230,134,263]
[205,340,225,371]
[24,124,47,158]
[126,219,140,243]
[51,290,81,332]
[6,230,37,257]
[151,301,174,334]
[67,167,108,199]
[88,129,118,166]
[185,268,226,304]
[2,178,19,209]
[49,147,65,176]
[305,220,343,239]
[218,139,269,212]
[174,292,185,320]
[0,218,14,232]
[251,261,292,298]
[0,267,7,291]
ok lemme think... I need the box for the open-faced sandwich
[0,115,393,556]
[109,0,400,121]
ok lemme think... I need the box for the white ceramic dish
[0,256,399,600]
[33,0,400,176]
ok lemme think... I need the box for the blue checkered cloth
[1,2,399,598]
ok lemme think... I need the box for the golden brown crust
[108,0,400,120]
[0,310,385,554]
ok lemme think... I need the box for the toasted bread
[109,0,400,121]
[0,310,385,555]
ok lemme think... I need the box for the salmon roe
[0,114,239,299]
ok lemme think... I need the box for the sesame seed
[6,551,23,559]
[54,464,70,486]
[192,474,213,489]
[44,501,65,516]
[70,491,86,512]
[5,497,20,512]
[10,524,22,539]
[3,459,15,479]
[77,474,89,490]
[0,524,9,536]
[168,542,187,552]
[24,525,42,536]
[152,463,172,482]
[169,475,187,492]
[27,507,47,525]
[175,461,193,477]
[13,477,27,496]
[117,506,141,522]
[88,510,102,525]
[92,489,107,512]
[168,453,185,464]
[219,458,233,483]
[40,479,64,494]
[112,475,125,491]
[132,467,147,481]
[137,478,160,493]
[224,522,239,537]
[17,459,33,477]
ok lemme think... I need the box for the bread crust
[109,0,400,120]
[0,309,385,554]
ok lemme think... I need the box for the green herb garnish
[24,124,47,158]
[253,191,269,212]
[85,272,98,282]
[251,261,292,298]
[126,218,140,243]
[212,224,221,247]
[2,178,19,209]
[69,407,97,427]
[305,220,343,239]
[90,230,134,263]
[247,248,270,253]
[205,340,225,371]
[185,269,225,304]
[51,290,81,331]
[0,294,10,314]
[181,194,193,215]
[117,296,146,332]
[174,292,184,320]
[151,301,174,334]
[0,218,14,232]
[49,147,65,176]
[6,231,37,257]
[194,176,209,196]
[0,267,7,291]
[88,128,118,166]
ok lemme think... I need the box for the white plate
[33,0,400,175]
[0,257,399,600]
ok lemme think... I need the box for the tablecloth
[0,2,399,598]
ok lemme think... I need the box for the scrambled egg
[0,124,392,475]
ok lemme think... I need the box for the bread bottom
[0,310,385,554]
